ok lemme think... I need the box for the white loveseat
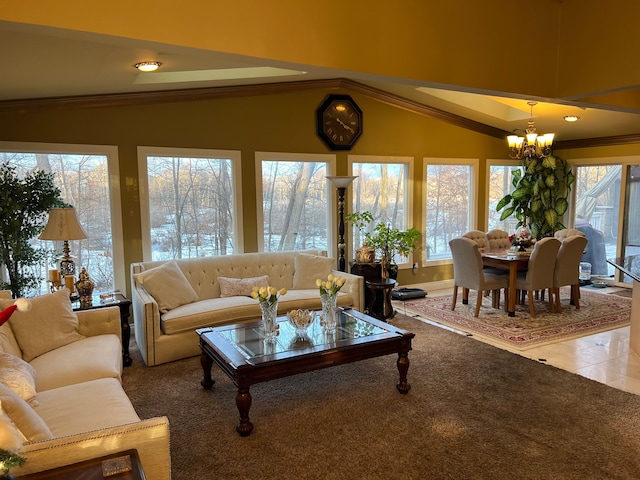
[0,289,171,479]
[131,250,364,366]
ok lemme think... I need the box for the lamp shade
[326,176,358,189]
[39,207,88,241]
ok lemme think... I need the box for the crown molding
[1,77,639,149]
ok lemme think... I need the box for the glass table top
[218,309,389,360]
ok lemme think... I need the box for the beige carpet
[394,287,632,350]
[123,315,640,480]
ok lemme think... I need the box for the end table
[72,291,133,367]
[366,278,397,321]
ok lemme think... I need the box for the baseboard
[401,279,454,293]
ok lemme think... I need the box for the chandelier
[507,101,555,159]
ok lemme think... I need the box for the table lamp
[39,207,89,277]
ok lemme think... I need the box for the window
[486,160,524,232]
[0,142,123,294]
[573,163,622,278]
[138,147,243,261]
[349,156,413,265]
[424,159,476,262]
[256,152,334,253]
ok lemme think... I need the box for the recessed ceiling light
[564,115,580,122]
[134,61,161,72]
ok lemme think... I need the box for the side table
[72,291,133,367]
[366,278,397,321]
[15,449,145,479]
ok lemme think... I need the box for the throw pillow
[133,260,199,313]
[292,253,334,289]
[0,289,85,363]
[218,275,269,298]
[0,383,52,442]
[0,353,37,404]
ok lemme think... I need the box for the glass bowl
[287,309,314,335]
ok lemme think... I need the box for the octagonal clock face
[316,94,363,150]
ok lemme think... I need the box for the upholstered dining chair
[554,228,586,241]
[449,237,510,317]
[462,230,490,253]
[552,235,589,313]
[515,237,562,318]
[486,229,511,251]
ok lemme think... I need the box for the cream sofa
[131,250,364,366]
[0,289,171,479]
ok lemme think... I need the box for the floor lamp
[326,176,357,272]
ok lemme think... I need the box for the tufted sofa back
[131,250,326,301]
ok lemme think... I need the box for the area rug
[396,288,632,350]
[123,315,640,480]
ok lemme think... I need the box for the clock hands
[336,117,355,134]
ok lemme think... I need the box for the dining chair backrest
[449,237,485,290]
[523,237,562,290]
[554,235,589,287]
[462,230,489,253]
[554,229,586,240]
[486,229,511,251]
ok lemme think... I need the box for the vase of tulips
[316,274,346,331]
[251,285,287,342]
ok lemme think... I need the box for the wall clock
[316,94,363,150]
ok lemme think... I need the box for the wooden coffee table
[197,308,414,436]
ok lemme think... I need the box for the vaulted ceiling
[2,1,640,148]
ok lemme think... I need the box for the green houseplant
[345,211,420,278]
[496,155,575,240]
[0,162,64,298]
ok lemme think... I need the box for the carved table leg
[396,351,411,394]
[200,353,215,390]
[235,387,254,436]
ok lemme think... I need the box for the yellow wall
[0,87,509,290]
[1,0,563,98]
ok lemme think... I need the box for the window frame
[423,157,478,266]
[347,154,415,268]
[255,151,336,255]
[137,146,244,261]
[0,141,125,292]
[485,158,524,232]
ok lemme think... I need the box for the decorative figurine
[75,267,95,306]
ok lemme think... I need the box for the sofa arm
[131,266,161,367]
[13,417,171,480]
[332,269,364,312]
[77,306,122,340]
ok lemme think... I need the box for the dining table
[482,250,530,316]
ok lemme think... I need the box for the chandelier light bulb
[507,101,555,159]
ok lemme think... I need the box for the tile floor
[395,284,640,396]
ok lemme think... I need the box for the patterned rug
[396,288,632,350]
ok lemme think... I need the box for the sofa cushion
[160,291,354,334]
[0,289,85,362]
[293,253,334,289]
[133,260,199,313]
[161,296,258,334]
[0,383,53,442]
[0,322,22,357]
[29,335,122,392]
[0,352,37,404]
[33,378,140,437]
[218,275,269,298]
